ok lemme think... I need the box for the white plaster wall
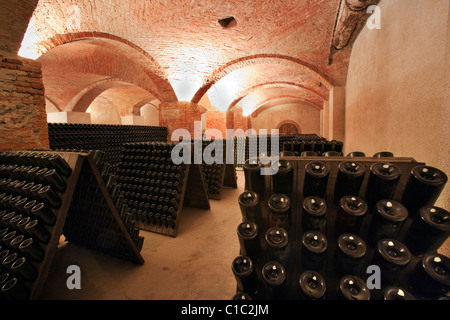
[345,0,449,210]
[251,103,321,134]
[141,104,160,126]
[86,96,121,124]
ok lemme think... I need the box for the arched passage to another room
[36,34,172,125]
[277,120,301,135]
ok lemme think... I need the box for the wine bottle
[335,196,368,236]
[31,203,56,226]
[407,252,450,299]
[335,233,367,277]
[1,277,29,300]
[372,239,412,288]
[334,161,366,203]
[401,166,447,218]
[271,160,294,196]
[238,191,261,224]
[265,227,289,264]
[368,200,408,246]
[301,230,327,271]
[236,222,260,260]
[261,261,287,299]
[302,196,327,232]
[10,257,38,282]
[337,275,370,300]
[365,163,401,209]
[231,255,259,296]
[303,161,330,198]
[18,237,45,262]
[404,206,450,255]
[37,185,62,209]
[24,219,50,243]
[382,287,416,300]
[243,158,265,199]
[267,194,291,230]
[298,270,326,300]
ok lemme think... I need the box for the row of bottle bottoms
[231,250,448,300]
[203,171,224,194]
[48,125,167,139]
[244,159,448,224]
[239,188,449,256]
[0,223,48,300]
[121,142,176,153]
[0,151,74,300]
[0,161,71,230]
[48,123,167,130]
[235,194,449,299]
[132,207,176,229]
[0,184,61,300]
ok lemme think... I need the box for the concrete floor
[38,172,245,300]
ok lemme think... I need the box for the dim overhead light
[218,16,237,28]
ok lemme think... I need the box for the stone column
[232,107,249,132]
[322,101,330,140]
[159,101,202,140]
[0,52,49,151]
[205,110,226,138]
[328,86,345,143]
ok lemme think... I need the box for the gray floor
[38,172,245,300]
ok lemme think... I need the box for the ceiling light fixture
[218,16,237,28]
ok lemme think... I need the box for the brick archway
[227,81,328,112]
[37,33,177,103]
[191,54,334,105]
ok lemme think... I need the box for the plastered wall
[251,103,321,135]
[345,0,450,210]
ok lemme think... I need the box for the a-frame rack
[0,150,144,300]
[115,142,210,237]
[200,139,238,199]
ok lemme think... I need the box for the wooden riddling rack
[234,155,449,300]
[115,142,210,237]
[0,150,144,300]
[197,139,238,199]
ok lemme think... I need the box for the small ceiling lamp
[218,16,237,28]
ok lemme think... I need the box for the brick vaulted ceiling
[18,0,377,116]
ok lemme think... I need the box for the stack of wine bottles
[0,151,72,300]
[234,137,247,170]
[180,139,237,199]
[48,123,168,172]
[281,136,344,157]
[115,142,186,236]
[202,163,225,199]
[231,134,344,168]
[199,140,226,199]
[65,149,144,255]
[232,155,449,300]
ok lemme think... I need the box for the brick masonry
[0,0,374,152]
[159,101,202,140]
[0,51,49,151]
[205,110,226,138]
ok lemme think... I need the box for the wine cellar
[232,155,449,300]
[0,0,449,305]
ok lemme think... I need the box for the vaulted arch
[192,54,334,104]
[228,81,327,112]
